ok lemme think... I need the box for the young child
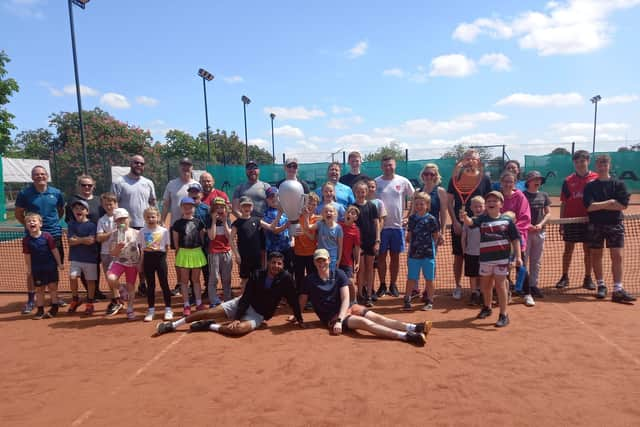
[367,178,390,298]
[352,181,380,306]
[261,187,293,271]
[207,197,233,305]
[230,196,263,291]
[96,192,119,314]
[338,205,361,305]
[316,181,345,222]
[403,192,440,311]
[303,203,343,273]
[172,197,207,316]
[22,213,63,319]
[293,193,320,293]
[139,206,172,322]
[460,191,521,328]
[461,196,485,306]
[106,208,141,319]
[67,199,99,315]
[523,171,551,300]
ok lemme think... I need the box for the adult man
[276,157,310,193]
[232,160,270,218]
[339,151,370,189]
[112,155,156,229]
[15,165,65,314]
[161,157,198,227]
[199,172,229,207]
[582,155,635,303]
[555,150,598,291]
[155,252,302,335]
[295,249,429,346]
[374,155,414,298]
[446,149,492,300]
[315,161,355,208]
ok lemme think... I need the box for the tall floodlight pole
[68,0,91,174]
[241,95,251,163]
[591,95,601,153]
[270,113,276,164]
[198,68,214,166]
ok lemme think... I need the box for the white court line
[552,303,640,367]
[70,333,186,426]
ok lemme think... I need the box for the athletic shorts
[450,226,463,256]
[108,262,138,284]
[32,269,59,287]
[339,265,353,279]
[407,257,435,281]
[239,256,261,279]
[360,242,376,257]
[464,254,480,277]
[562,222,589,243]
[221,297,264,330]
[479,262,509,277]
[380,228,405,253]
[588,223,624,249]
[69,261,98,281]
[327,304,368,333]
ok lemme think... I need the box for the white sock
[196,298,202,306]
[613,283,623,291]
[597,279,605,286]
[405,323,416,332]
[209,323,221,332]
[396,331,407,340]
[147,307,155,314]
[173,318,186,328]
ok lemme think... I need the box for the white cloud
[335,133,395,150]
[249,138,269,149]
[600,94,639,105]
[62,84,100,97]
[457,112,507,122]
[264,106,326,120]
[429,54,476,77]
[145,119,171,140]
[383,68,405,78]
[373,111,504,138]
[308,136,329,143]
[3,0,45,19]
[383,66,428,83]
[347,41,368,58]
[331,105,353,114]
[452,1,640,56]
[274,125,304,139]
[222,75,244,84]
[100,92,131,109]
[496,92,584,107]
[135,95,159,107]
[478,53,512,71]
[327,116,364,130]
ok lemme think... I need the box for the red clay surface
[1,293,638,426]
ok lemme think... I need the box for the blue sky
[2,0,640,163]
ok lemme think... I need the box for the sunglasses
[422,172,436,177]
[132,161,145,166]
[287,164,298,169]
[80,183,94,188]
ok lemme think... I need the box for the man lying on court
[292,249,431,346]
[155,251,301,336]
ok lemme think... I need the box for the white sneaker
[164,307,174,321]
[144,308,155,322]
[452,287,462,300]
[524,294,536,307]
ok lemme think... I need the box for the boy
[261,187,293,272]
[460,191,521,328]
[352,181,380,306]
[339,205,361,305]
[293,193,320,293]
[523,171,551,300]
[403,192,439,311]
[461,195,484,306]
[67,199,99,315]
[96,192,120,314]
[207,197,233,305]
[230,196,264,291]
[22,213,63,319]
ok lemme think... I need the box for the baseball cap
[113,208,129,220]
[525,170,546,184]
[484,191,504,202]
[70,199,89,210]
[285,157,298,167]
[213,197,227,206]
[179,157,193,165]
[239,196,253,206]
[180,197,196,205]
[313,248,330,260]
[266,186,279,198]
[187,182,203,192]
[245,160,259,170]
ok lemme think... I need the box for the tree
[618,146,631,152]
[6,128,54,159]
[0,50,20,155]
[440,143,493,162]
[550,147,571,155]
[363,141,404,162]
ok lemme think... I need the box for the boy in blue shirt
[261,187,293,272]
[67,200,99,315]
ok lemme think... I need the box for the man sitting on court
[294,249,431,346]
[156,251,302,335]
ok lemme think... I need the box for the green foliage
[440,143,493,162]
[6,128,54,159]
[363,142,405,162]
[0,50,20,155]
[550,147,571,155]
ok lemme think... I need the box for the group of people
[15,148,634,343]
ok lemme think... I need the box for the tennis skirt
[175,247,207,269]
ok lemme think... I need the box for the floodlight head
[241,95,251,105]
[72,0,90,9]
[591,95,602,103]
[198,68,214,81]
[270,113,276,120]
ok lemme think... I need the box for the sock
[406,323,416,332]
[396,331,407,340]
[147,307,155,314]
[173,318,186,328]
[196,298,202,306]
[28,292,35,303]
[613,283,623,292]
[49,304,59,315]
[36,306,44,315]
[597,279,605,286]
[209,323,221,332]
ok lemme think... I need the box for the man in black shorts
[583,155,635,303]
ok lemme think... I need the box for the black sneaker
[156,322,176,335]
[376,283,388,298]
[370,291,378,302]
[105,302,115,315]
[582,276,596,291]
[530,286,545,299]
[189,320,215,332]
[612,289,637,304]
[402,297,412,311]
[414,320,432,336]
[495,313,510,328]
[365,297,373,308]
[388,284,400,297]
[477,306,493,319]
[106,302,124,317]
[33,309,45,320]
[406,331,426,347]
[555,276,569,289]
[596,285,608,299]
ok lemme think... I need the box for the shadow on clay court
[47,315,136,329]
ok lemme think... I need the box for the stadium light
[591,95,602,153]
[198,68,214,165]
[241,95,251,163]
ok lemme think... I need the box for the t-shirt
[195,203,211,229]
[15,184,64,237]
[201,188,229,207]
[233,180,271,217]
[316,221,343,267]
[163,177,198,226]
[447,174,492,223]
[339,172,370,189]
[315,182,355,210]
[316,201,345,222]
[471,214,520,265]
[375,175,414,229]
[112,175,156,228]
[232,216,263,257]
[371,198,387,218]
[407,213,438,259]
[301,270,349,325]
[172,217,205,249]
[263,207,290,252]
[96,214,116,254]
[339,222,360,267]
[64,194,104,224]
[583,178,630,225]
[22,232,57,273]
[462,224,481,256]
[208,219,231,253]
[560,171,598,218]
[353,200,379,247]
[294,214,319,256]
[108,228,140,266]
[524,191,551,228]
[67,220,98,263]
[138,225,170,252]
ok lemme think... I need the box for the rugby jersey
[471,214,520,265]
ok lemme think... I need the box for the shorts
[175,247,207,269]
[239,256,261,279]
[380,228,405,253]
[327,304,369,333]
[108,262,138,284]
[100,254,113,275]
[479,262,509,277]
[464,254,480,277]
[32,269,59,287]
[360,242,376,257]
[451,226,463,256]
[69,261,98,281]
[339,265,353,278]
[562,222,589,243]
[588,223,624,249]
[221,297,264,330]
[407,257,435,281]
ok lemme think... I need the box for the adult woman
[418,163,447,241]
[493,160,527,192]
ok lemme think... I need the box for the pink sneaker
[195,304,207,311]
[183,306,191,316]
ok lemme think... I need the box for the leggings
[143,251,171,308]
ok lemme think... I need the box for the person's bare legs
[177,267,190,308]
[494,276,508,315]
[190,269,203,306]
[362,311,413,332]
[591,248,604,282]
[35,287,45,309]
[611,248,623,284]
[48,283,58,309]
[377,251,389,287]
[480,275,493,308]
[389,252,400,286]
[424,279,435,302]
[561,242,575,275]
[582,242,592,277]
[453,254,463,286]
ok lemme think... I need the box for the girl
[303,203,343,273]
[352,181,380,306]
[207,197,233,305]
[316,181,345,222]
[294,193,321,293]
